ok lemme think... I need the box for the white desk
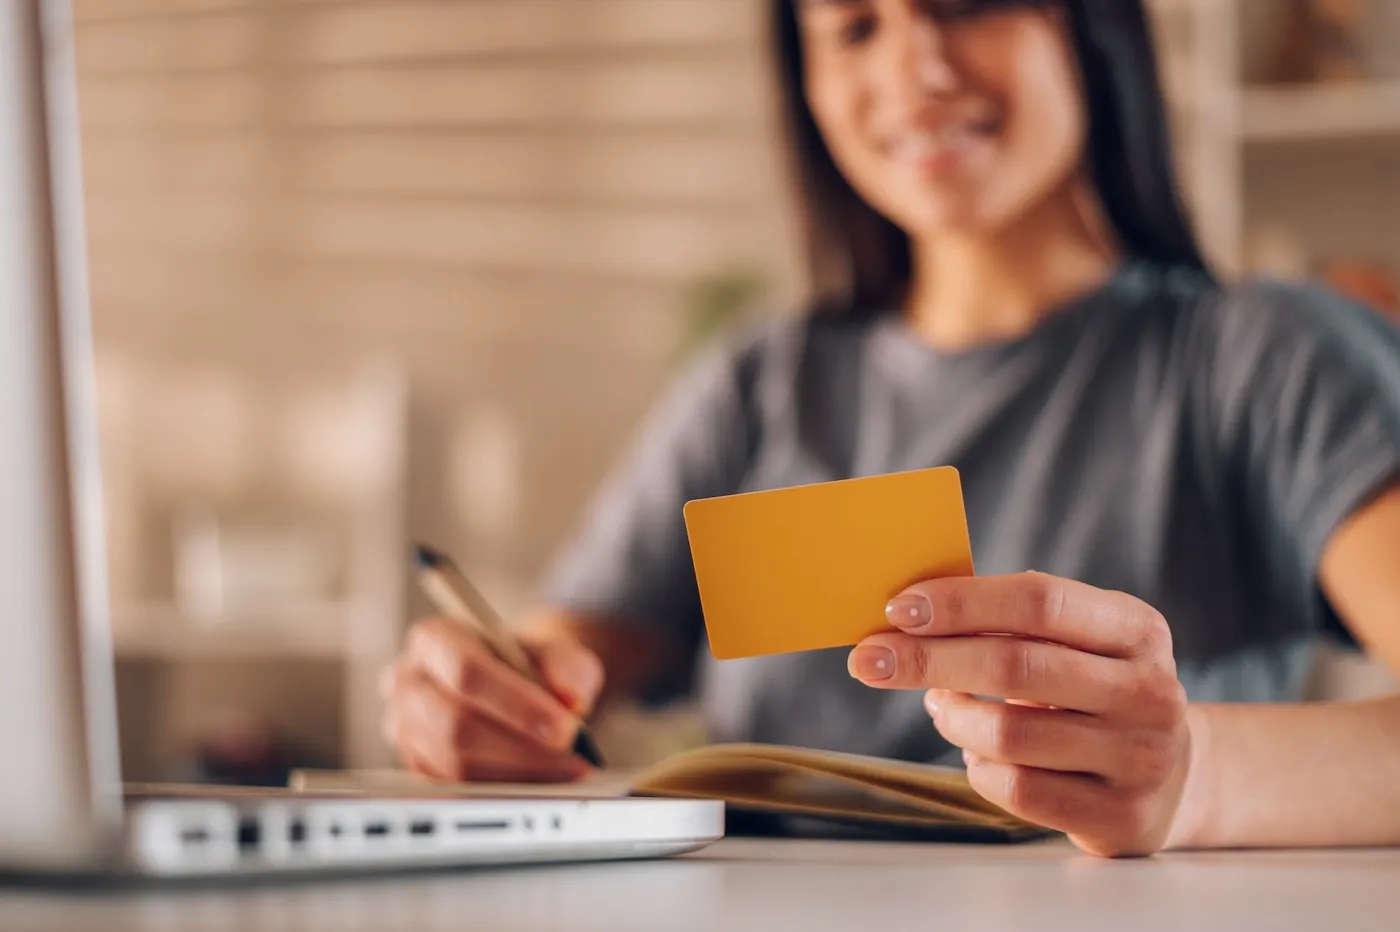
[3,838,1397,932]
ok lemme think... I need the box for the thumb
[527,636,605,717]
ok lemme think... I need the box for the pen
[411,542,607,769]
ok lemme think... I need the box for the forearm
[1169,695,1400,849]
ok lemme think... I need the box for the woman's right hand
[379,617,605,782]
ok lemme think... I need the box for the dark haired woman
[380,0,1400,856]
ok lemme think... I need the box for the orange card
[683,467,975,660]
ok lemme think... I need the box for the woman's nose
[873,8,961,106]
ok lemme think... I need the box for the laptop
[0,0,722,879]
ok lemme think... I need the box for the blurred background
[72,0,1399,786]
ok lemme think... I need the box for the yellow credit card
[683,467,974,660]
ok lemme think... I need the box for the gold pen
[412,543,606,769]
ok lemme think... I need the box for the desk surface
[4,838,1397,932]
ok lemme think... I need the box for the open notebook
[291,743,1049,842]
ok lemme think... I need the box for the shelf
[1241,82,1400,142]
[112,601,360,661]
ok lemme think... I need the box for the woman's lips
[886,119,1000,174]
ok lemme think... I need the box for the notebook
[290,743,1049,842]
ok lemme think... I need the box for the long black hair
[770,0,1212,314]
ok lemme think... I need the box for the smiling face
[796,0,1089,239]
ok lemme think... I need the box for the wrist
[1163,703,1217,850]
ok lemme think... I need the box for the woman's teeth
[890,123,995,163]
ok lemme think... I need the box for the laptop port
[409,819,435,837]
[454,819,511,833]
[180,826,210,845]
[288,820,307,844]
[364,821,390,838]
[237,819,261,850]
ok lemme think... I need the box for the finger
[382,658,584,781]
[962,752,1159,857]
[400,745,450,782]
[885,573,1170,660]
[391,668,589,782]
[926,691,1177,787]
[405,618,580,751]
[387,678,463,780]
[524,635,604,716]
[378,656,418,705]
[849,633,1182,720]
[383,686,459,783]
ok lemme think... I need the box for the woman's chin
[896,201,998,241]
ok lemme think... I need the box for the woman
[380,0,1400,857]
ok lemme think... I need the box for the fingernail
[848,646,895,681]
[886,593,931,629]
[962,748,972,767]
[559,661,603,714]
[924,691,939,716]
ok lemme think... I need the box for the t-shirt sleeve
[539,327,764,644]
[1201,280,1400,636]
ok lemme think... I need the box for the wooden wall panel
[297,0,757,62]
[74,0,798,601]
[293,132,770,204]
[292,58,762,129]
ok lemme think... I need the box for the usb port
[237,819,261,850]
[409,819,435,837]
[364,821,390,838]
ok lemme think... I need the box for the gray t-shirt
[544,261,1400,765]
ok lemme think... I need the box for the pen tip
[572,728,607,770]
[413,543,446,569]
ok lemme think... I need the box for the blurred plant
[677,267,766,364]
[1323,259,1399,316]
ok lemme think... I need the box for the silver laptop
[0,0,722,879]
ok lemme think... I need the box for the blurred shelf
[112,601,358,661]
[1241,82,1400,141]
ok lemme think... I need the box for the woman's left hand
[848,572,1194,857]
